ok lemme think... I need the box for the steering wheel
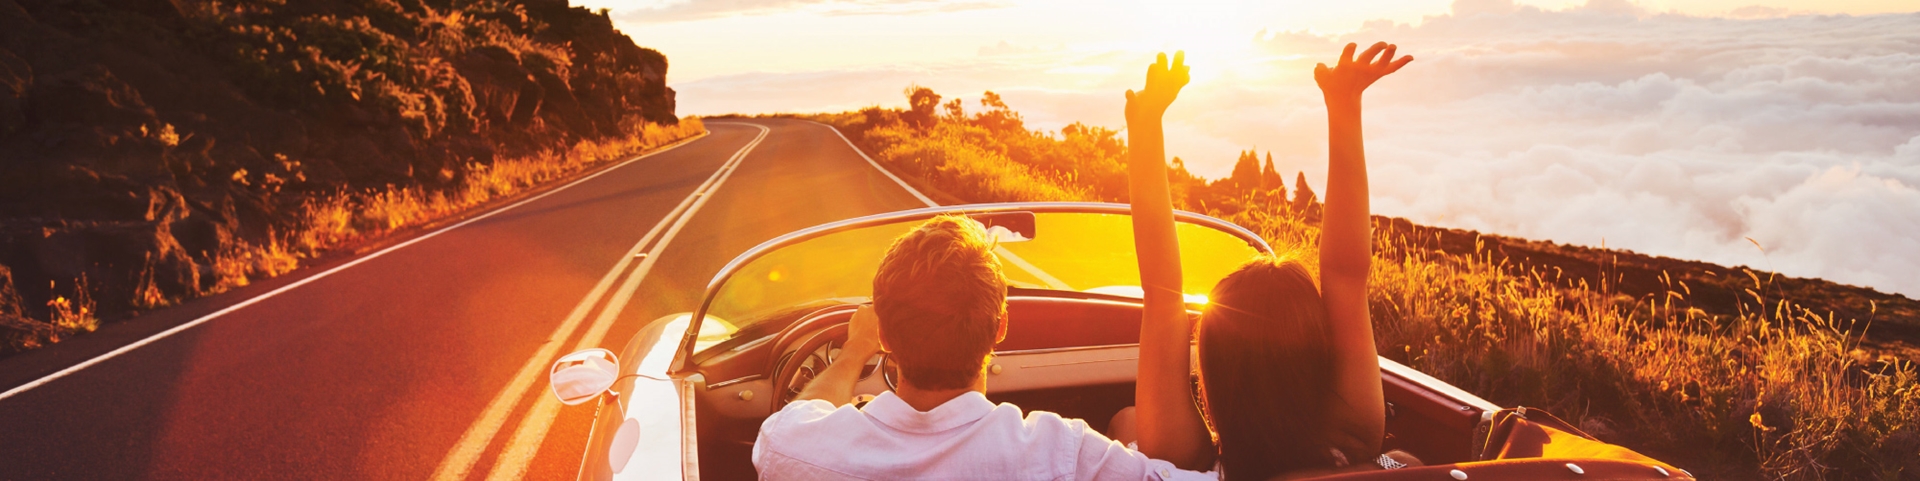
[767,305,897,411]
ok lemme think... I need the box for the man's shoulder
[754,400,870,468]
[760,399,859,436]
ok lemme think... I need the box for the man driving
[753,215,1211,480]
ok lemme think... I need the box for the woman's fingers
[1145,57,1164,84]
[1136,51,1189,94]
[1172,51,1190,86]
[1319,42,1410,95]
[1387,55,1414,74]
[1358,41,1388,66]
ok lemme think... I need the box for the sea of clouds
[1306,1,1920,297]
[672,1,1920,297]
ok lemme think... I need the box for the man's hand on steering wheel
[789,305,887,406]
[846,305,885,360]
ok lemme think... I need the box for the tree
[942,98,965,120]
[903,85,941,129]
[976,91,1024,133]
[1262,152,1284,197]
[981,90,1010,110]
[1229,150,1261,193]
[1291,171,1318,216]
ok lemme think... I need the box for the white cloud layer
[672,2,1920,297]
[1311,3,1920,298]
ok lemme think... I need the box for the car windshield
[691,210,1268,353]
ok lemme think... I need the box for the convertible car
[548,203,1694,480]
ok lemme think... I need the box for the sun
[1117,1,1266,83]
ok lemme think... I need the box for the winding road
[0,118,933,479]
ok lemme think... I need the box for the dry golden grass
[854,121,1092,203]
[1226,209,1919,479]
[813,103,1918,478]
[2,278,100,352]
[46,277,99,339]
[206,118,705,292]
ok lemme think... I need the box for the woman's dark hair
[1197,255,1341,480]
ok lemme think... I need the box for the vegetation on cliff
[800,87,1919,479]
[0,0,702,351]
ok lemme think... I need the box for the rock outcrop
[0,0,677,334]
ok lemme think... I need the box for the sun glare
[1115,1,1265,83]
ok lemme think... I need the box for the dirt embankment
[0,0,682,351]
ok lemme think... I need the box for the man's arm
[792,306,884,406]
[1123,51,1214,470]
[1075,419,1216,481]
[1313,41,1411,457]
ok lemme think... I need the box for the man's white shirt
[754,391,1215,480]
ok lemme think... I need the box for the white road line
[0,131,711,403]
[995,246,1073,290]
[814,121,939,207]
[813,121,1072,290]
[479,123,768,481]
[429,123,766,481]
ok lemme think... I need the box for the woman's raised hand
[1314,42,1412,103]
[1125,51,1190,122]
[1123,49,1215,469]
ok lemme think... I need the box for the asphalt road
[0,118,932,480]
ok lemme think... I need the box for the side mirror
[550,348,621,406]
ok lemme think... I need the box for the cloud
[1728,5,1795,19]
[673,48,1143,120]
[1254,6,1920,296]
[978,40,1063,57]
[671,6,1920,297]
[617,0,1004,23]
[1254,29,1336,56]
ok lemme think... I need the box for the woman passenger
[1117,44,1418,479]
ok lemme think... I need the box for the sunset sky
[575,0,1920,297]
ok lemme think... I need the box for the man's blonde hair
[873,215,1007,391]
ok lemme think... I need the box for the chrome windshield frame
[668,202,1274,375]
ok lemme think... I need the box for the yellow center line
[477,123,769,481]
[429,123,766,481]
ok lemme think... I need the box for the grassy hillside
[0,0,702,351]
[794,87,1919,479]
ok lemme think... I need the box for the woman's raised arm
[1123,51,1214,470]
[1313,41,1411,458]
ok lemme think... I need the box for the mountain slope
[0,0,689,349]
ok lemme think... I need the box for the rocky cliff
[0,0,678,341]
